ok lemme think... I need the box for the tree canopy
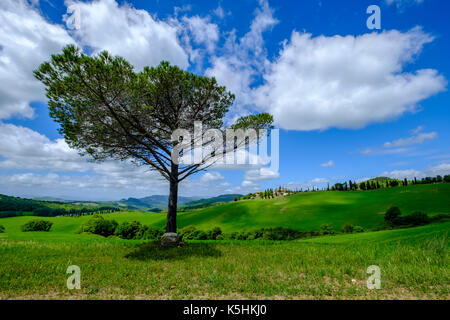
[34,45,273,235]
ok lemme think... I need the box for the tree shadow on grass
[125,241,222,261]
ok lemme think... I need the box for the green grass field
[0,222,448,299]
[0,184,449,299]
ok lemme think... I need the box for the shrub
[342,223,354,233]
[179,226,209,240]
[401,212,430,226]
[219,227,320,241]
[223,232,238,240]
[236,230,251,240]
[353,226,364,233]
[259,227,312,240]
[137,226,164,240]
[79,215,118,237]
[178,225,197,240]
[320,224,334,235]
[192,230,208,240]
[21,219,53,232]
[0,225,5,233]
[430,213,450,223]
[114,221,142,239]
[207,227,222,240]
[384,206,401,223]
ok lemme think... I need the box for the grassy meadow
[0,183,449,299]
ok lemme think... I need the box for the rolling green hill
[0,184,449,299]
[0,219,448,299]
[1,183,449,238]
[173,183,450,232]
[179,194,243,210]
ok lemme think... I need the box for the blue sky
[0,0,449,200]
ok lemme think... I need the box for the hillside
[0,194,118,218]
[179,194,243,210]
[173,183,450,232]
[1,184,448,234]
[1,217,448,299]
[0,193,243,215]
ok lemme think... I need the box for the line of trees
[33,206,120,217]
[239,174,450,200]
[0,194,120,218]
[329,175,450,192]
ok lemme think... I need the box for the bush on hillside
[384,206,401,223]
[320,224,335,235]
[353,226,364,233]
[178,226,210,240]
[223,231,238,240]
[382,206,432,228]
[219,227,319,241]
[21,219,53,232]
[178,226,197,240]
[0,225,5,233]
[342,223,354,233]
[178,226,322,241]
[114,221,142,239]
[137,225,164,240]
[430,213,450,223]
[79,215,118,237]
[207,227,223,240]
[399,212,431,226]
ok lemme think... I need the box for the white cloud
[0,0,193,121]
[0,122,88,172]
[320,160,335,167]
[426,163,450,177]
[384,127,437,148]
[181,16,219,53]
[0,123,243,200]
[309,178,330,184]
[199,171,224,183]
[362,126,438,155]
[0,122,172,199]
[205,0,278,118]
[386,0,424,10]
[285,177,330,190]
[382,169,424,179]
[253,27,446,130]
[0,171,168,201]
[362,147,411,155]
[243,167,280,182]
[213,5,229,19]
[66,0,189,71]
[0,0,75,119]
[382,162,450,179]
[240,166,279,190]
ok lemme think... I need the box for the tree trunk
[166,162,179,233]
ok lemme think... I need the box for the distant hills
[179,194,243,210]
[32,196,68,202]
[113,194,243,211]
[112,195,200,211]
[29,193,243,212]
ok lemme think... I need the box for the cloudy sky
[0,0,449,200]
